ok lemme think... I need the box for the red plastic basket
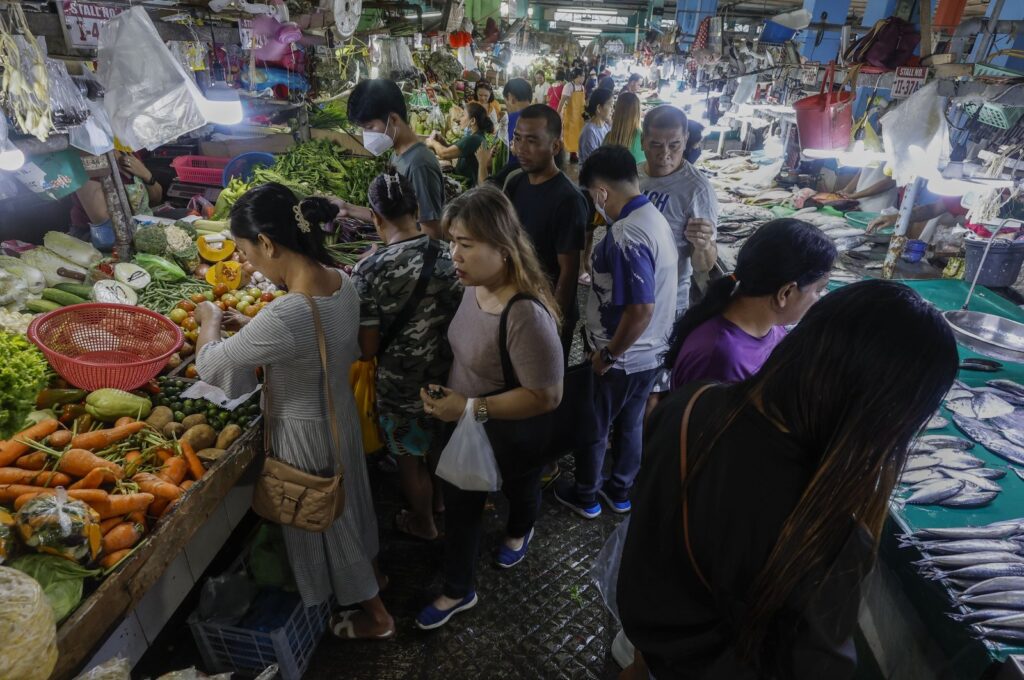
[28,303,184,391]
[171,155,230,187]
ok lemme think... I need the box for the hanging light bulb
[0,141,24,172]
[199,81,244,126]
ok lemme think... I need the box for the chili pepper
[141,380,161,395]
[36,388,88,409]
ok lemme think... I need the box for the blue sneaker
[496,527,534,569]
[598,488,632,514]
[414,592,478,630]
[553,480,602,519]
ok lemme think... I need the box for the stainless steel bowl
[943,310,1024,363]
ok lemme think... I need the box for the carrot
[0,419,59,467]
[0,468,72,487]
[114,417,136,428]
[160,498,181,518]
[55,449,124,479]
[99,517,122,535]
[158,456,188,486]
[15,452,47,471]
[179,440,205,481]
[102,522,143,553]
[13,488,108,510]
[0,484,50,502]
[123,450,143,476]
[148,498,169,517]
[132,472,182,500]
[179,480,194,492]
[100,549,131,569]
[127,510,147,530]
[47,430,73,449]
[69,468,115,490]
[155,448,173,463]
[70,422,146,451]
[91,492,154,519]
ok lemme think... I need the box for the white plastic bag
[96,6,207,150]
[881,81,950,186]
[436,400,502,492]
[591,517,630,623]
[70,98,115,156]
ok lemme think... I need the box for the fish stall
[857,278,1024,677]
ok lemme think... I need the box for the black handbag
[484,294,596,477]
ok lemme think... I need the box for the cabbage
[19,248,89,287]
[0,269,29,312]
[133,254,187,282]
[43,232,102,268]
[9,554,100,622]
[0,256,45,295]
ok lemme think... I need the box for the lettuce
[133,254,187,282]
[9,554,100,621]
[0,332,50,439]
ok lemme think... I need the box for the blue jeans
[573,367,659,504]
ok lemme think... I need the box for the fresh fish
[947,397,978,418]
[947,388,974,401]
[900,469,943,485]
[951,609,1023,624]
[973,392,1015,419]
[989,379,1024,399]
[953,414,1024,466]
[977,611,1024,628]
[932,449,986,468]
[971,468,1008,480]
[963,576,1024,596]
[974,626,1024,643]
[1013,467,1024,482]
[990,416,1024,448]
[978,388,1024,408]
[938,491,1000,508]
[904,455,943,471]
[933,563,1024,581]
[915,525,1023,541]
[958,590,1024,610]
[915,539,1023,554]
[909,442,937,455]
[919,435,974,451]
[914,551,1023,568]
[903,479,964,505]
[926,414,949,430]
[938,469,1003,493]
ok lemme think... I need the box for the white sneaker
[611,628,635,669]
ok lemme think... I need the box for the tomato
[181,318,199,332]
[244,304,260,317]
[221,295,238,308]
[273,290,285,298]
[236,301,251,314]
[215,301,228,311]
[260,292,275,302]
[185,364,199,379]
[212,283,229,298]
[246,287,261,299]
[203,290,215,301]
[185,330,199,342]
[190,293,207,304]
[168,308,188,324]
[176,300,196,312]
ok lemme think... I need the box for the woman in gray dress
[194,183,394,640]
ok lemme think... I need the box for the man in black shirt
[493,105,588,356]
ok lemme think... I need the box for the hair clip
[293,204,311,233]
[383,172,402,200]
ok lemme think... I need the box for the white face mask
[594,191,610,223]
[362,119,394,156]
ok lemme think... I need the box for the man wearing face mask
[339,79,446,240]
[553,145,677,519]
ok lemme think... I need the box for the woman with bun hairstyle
[579,88,614,164]
[194,183,395,641]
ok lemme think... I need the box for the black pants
[441,466,543,599]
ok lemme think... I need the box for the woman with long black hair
[666,219,837,389]
[618,279,959,679]
[426,103,495,187]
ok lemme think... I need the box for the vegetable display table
[52,427,261,679]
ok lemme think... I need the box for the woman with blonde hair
[417,184,564,630]
[606,92,645,163]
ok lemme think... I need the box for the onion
[195,264,211,277]
[230,252,242,262]
[242,262,256,275]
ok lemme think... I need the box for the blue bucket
[222,152,276,186]
[759,20,798,44]
[902,239,928,263]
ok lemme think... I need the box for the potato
[181,424,217,451]
[162,422,186,439]
[215,424,243,450]
[196,448,226,464]
[145,406,174,432]
[181,414,207,430]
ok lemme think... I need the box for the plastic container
[28,303,183,391]
[902,239,928,263]
[964,236,1024,288]
[759,20,798,44]
[222,152,276,185]
[793,66,853,150]
[171,155,230,186]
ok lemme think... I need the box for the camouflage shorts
[379,412,435,457]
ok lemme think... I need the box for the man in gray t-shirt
[639,106,719,317]
[393,141,445,226]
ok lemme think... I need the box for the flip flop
[394,510,439,541]
[330,610,396,641]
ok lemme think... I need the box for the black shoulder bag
[378,239,440,355]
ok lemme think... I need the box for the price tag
[62,1,124,49]
[892,66,928,99]
[800,64,819,86]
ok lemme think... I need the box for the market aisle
[304,455,625,679]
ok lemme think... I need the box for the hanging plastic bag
[881,81,950,186]
[436,400,502,492]
[349,359,384,455]
[69,98,115,156]
[96,6,207,150]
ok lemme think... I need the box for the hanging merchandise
[0,5,51,142]
[376,38,418,81]
[96,6,207,150]
[793,64,855,151]
[844,17,920,70]
[332,0,362,39]
[45,59,90,131]
[69,76,115,156]
[880,81,950,186]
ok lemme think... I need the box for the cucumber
[54,283,94,300]
[42,288,89,306]
[25,299,61,313]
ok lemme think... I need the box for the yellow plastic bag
[349,359,384,455]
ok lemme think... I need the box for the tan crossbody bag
[252,293,346,532]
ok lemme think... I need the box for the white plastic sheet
[436,400,502,492]
[96,7,207,150]
[881,81,951,186]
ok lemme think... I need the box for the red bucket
[793,65,854,150]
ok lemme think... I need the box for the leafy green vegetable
[9,554,100,621]
[133,254,187,282]
[0,332,50,439]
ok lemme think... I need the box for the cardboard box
[199,133,297,158]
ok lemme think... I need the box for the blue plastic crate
[759,20,798,44]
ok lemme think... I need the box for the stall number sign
[892,67,928,99]
[800,64,819,86]
[62,1,123,49]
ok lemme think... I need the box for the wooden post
[882,176,925,279]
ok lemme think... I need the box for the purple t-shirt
[670,315,786,389]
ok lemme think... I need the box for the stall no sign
[62,1,124,49]
[892,66,928,99]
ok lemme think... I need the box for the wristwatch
[600,346,619,366]
[474,397,489,423]
[142,174,157,187]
